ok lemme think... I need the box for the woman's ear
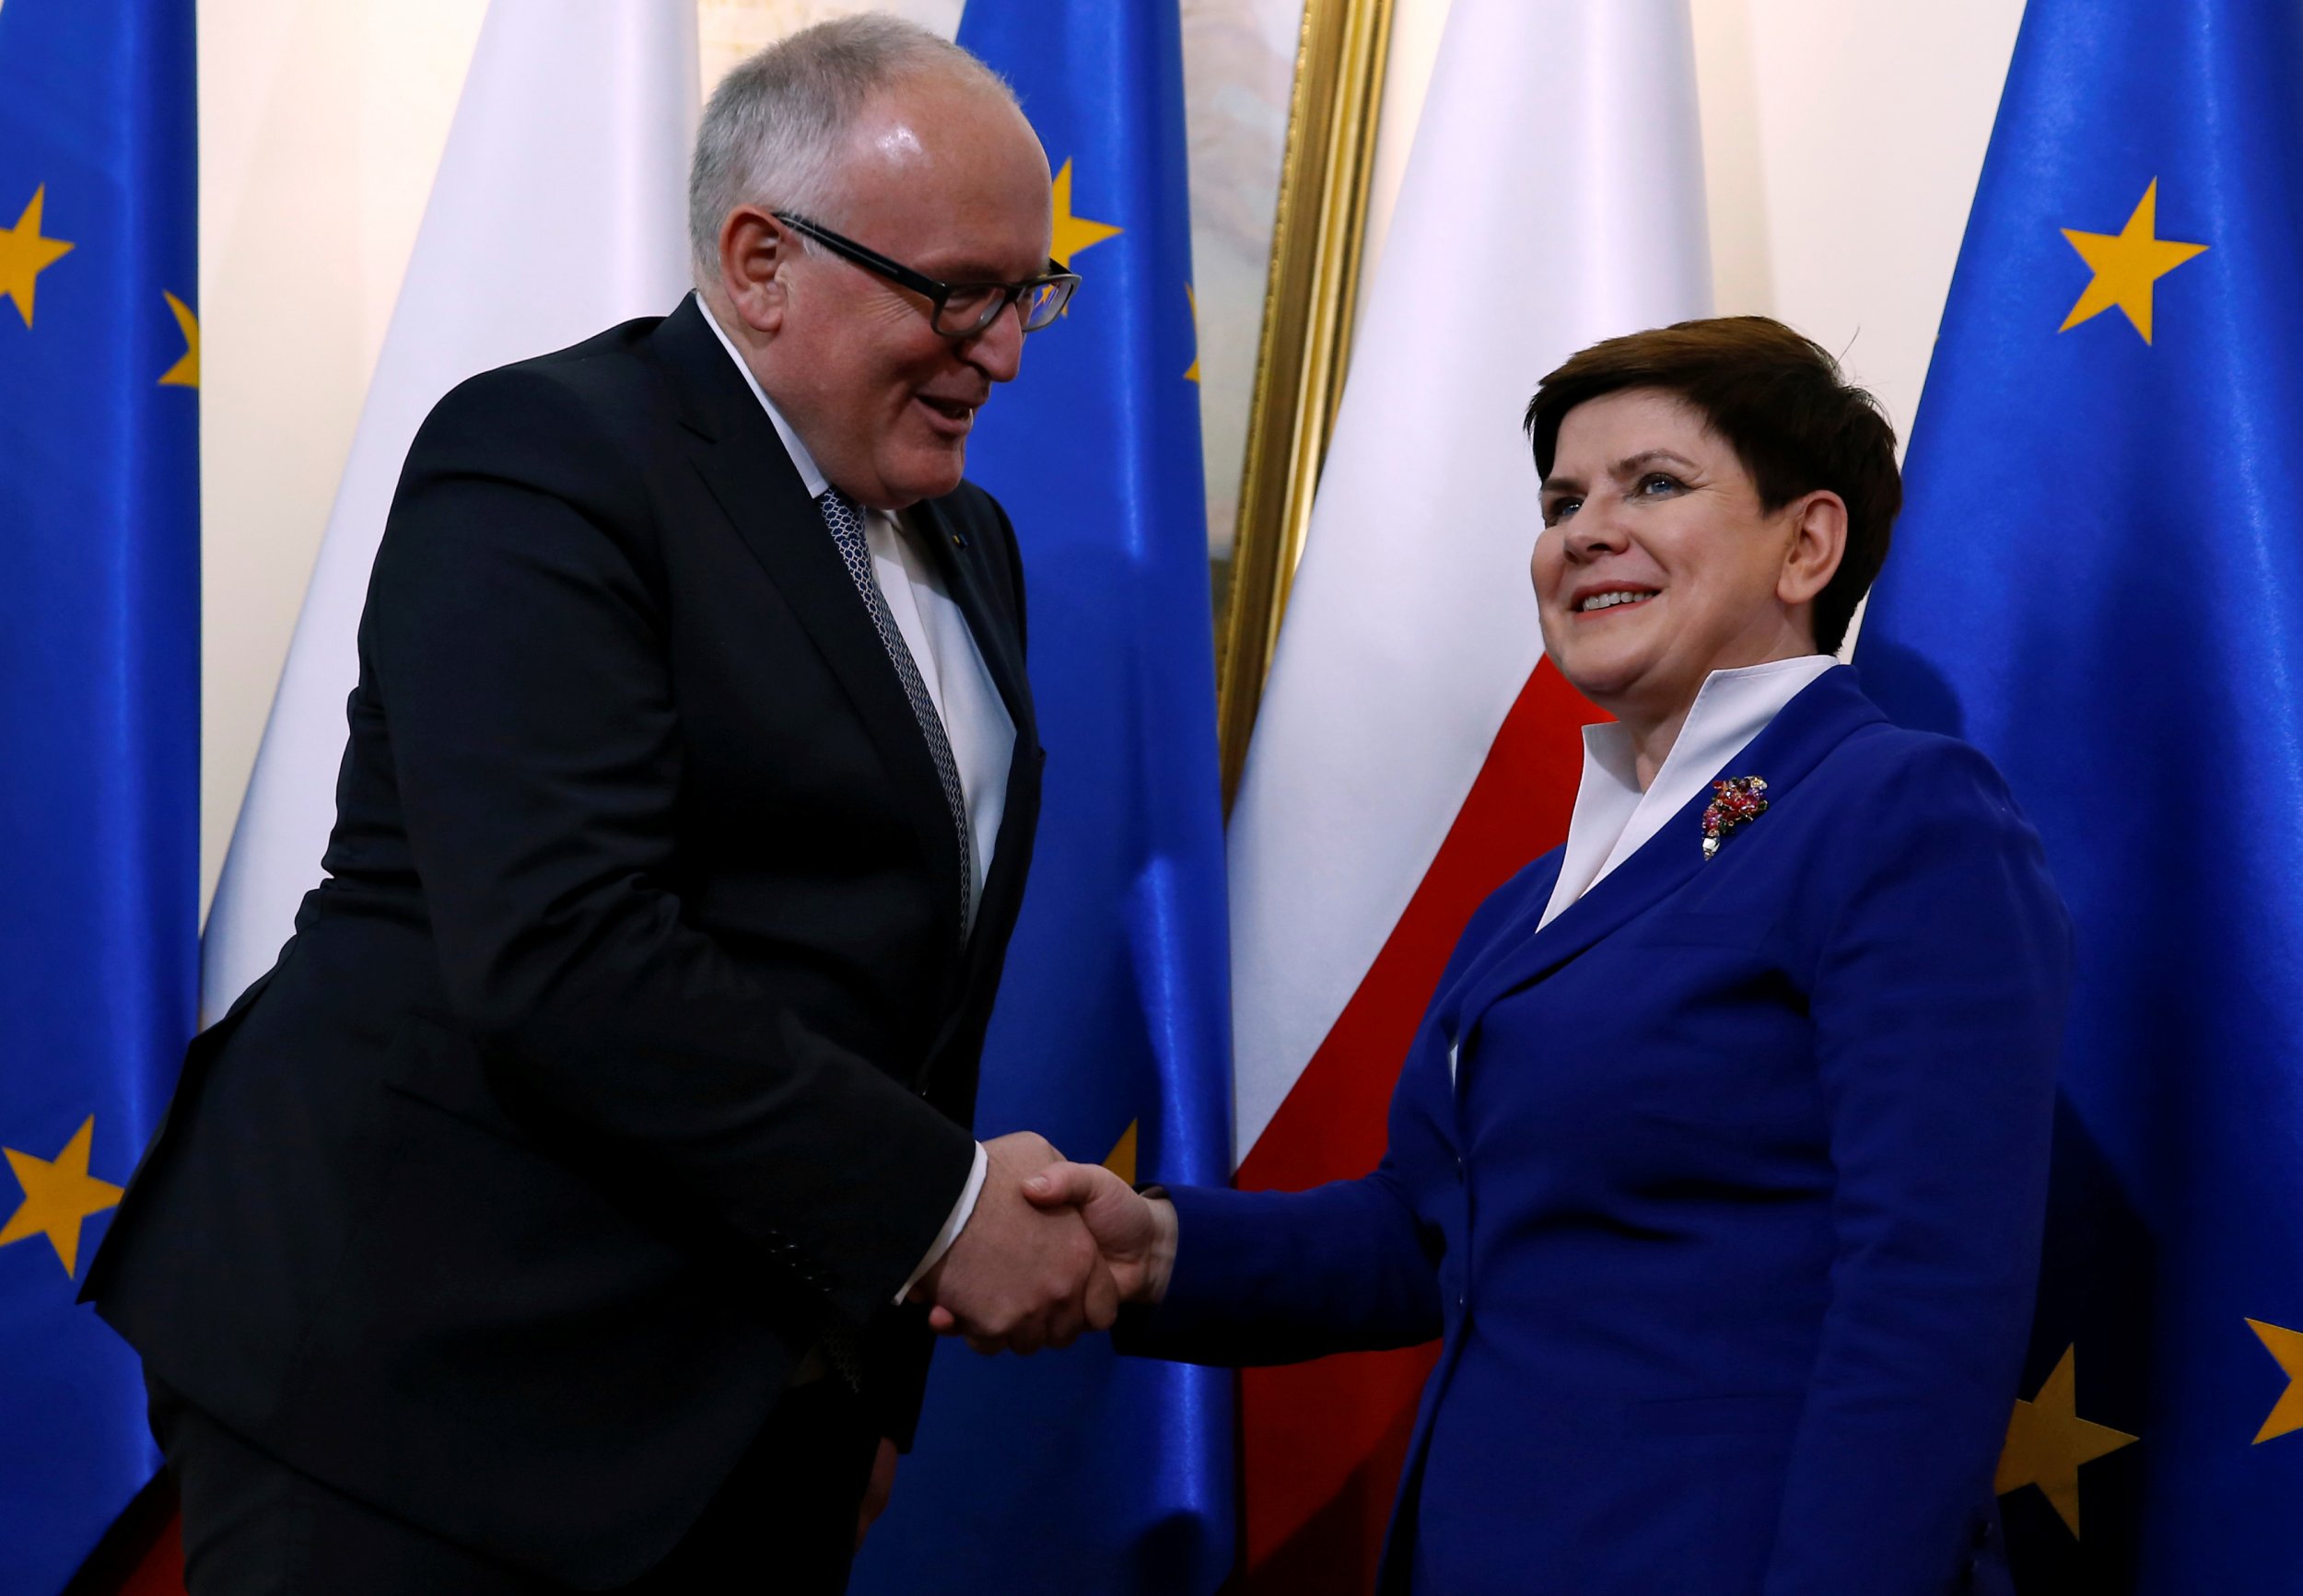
[1778,490,1848,610]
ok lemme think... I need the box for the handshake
[910,1131,1178,1355]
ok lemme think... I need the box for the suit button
[1453,1154,1466,1182]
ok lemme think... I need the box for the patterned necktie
[817,485,974,938]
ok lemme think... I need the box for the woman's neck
[1598,612,1828,789]
[1620,705,1693,794]
[1611,648,1817,791]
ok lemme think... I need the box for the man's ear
[1777,489,1847,610]
[719,206,790,335]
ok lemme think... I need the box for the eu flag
[1856,1,2303,1587]
[0,1,200,1591]
[848,2,1233,1590]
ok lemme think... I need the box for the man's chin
[882,443,968,506]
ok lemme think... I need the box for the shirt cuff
[897,1140,988,1304]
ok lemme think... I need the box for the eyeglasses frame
[770,210,1081,338]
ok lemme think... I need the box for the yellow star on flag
[2059,179,2208,344]
[0,184,76,328]
[1994,1344,2138,1538]
[2245,1318,2303,1444]
[1103,1119,1140,1185]
[1184,284,1200,384]
[1049,158,1122,270]
[0,1116,125,1278]
[160,290,200,388]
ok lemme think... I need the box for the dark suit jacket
[86,295,1043,1586]
[1125,668,2070,1596]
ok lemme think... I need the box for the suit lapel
[647,297,965,913]
[914,495,1034,749]
[909,495,1043,1087]
[913,495,1039,940]
[1449,667,1887,1034]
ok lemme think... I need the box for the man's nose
[959,300,1028,382]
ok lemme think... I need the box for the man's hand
[1017,1160,1177,1306]
[914,1132,1119,1355]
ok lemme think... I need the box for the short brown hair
[1523,315,1900,655]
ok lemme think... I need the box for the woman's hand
[1021,1161,1176,1307]
[925,1160,1176,1344]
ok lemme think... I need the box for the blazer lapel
[646,297,965,914]
[1449,666,1888,1033]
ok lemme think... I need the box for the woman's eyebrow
[1615,449,1700,476]
[1544,449,1701,496]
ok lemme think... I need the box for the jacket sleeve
[362,366,976,1328]
[1762,740,2071,1595]
[1114,1163,1444,1366]
[1111,863,1543,1367]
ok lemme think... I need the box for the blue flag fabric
[1856,2,2303,1587]
[0,1,199,1590]
[848,4,1234,1591]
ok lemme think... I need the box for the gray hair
[687,16,1020,279]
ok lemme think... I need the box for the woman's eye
[1543,496,1582,526]
[1636,472,1683,497]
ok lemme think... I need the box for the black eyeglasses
[773,211,1081,338]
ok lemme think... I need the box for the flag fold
[0,2,199,1590]
[1859,0,2303,1585]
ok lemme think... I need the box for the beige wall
[197,0,488,914]
[193,0,2024,917]
[1690,0,2024,456]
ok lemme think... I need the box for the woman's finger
[1084,1257,1122,1331]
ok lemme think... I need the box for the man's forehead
[867,120,927,162]
[829,87,1050,262]
[845,76,1032,170]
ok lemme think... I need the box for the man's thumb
[1023,1162,1096,1207]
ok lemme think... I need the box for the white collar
[696,295,829,498]
[1537,655,1840,929]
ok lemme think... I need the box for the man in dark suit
[85,17,1106,1592]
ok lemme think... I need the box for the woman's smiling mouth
[1574,588,1660,613]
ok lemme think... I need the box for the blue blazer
[1126,667,2071,1595]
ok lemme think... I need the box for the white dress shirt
[1538,655,1841,932]
[699,300,1006,1299]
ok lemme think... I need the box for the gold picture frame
[1214,0,1397,809]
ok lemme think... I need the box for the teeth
[1579,590,1654,612]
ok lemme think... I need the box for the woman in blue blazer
[1006,317,2072,1594]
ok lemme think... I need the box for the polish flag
[1222,0,1712,1584]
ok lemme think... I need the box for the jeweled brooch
[1701,775,1769,860]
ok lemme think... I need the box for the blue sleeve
[1764,740,2071,1594]
[1107,857,1555,1367]
[1112,1162,1443,1366]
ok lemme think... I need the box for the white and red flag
[1222,0,1712,1583]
